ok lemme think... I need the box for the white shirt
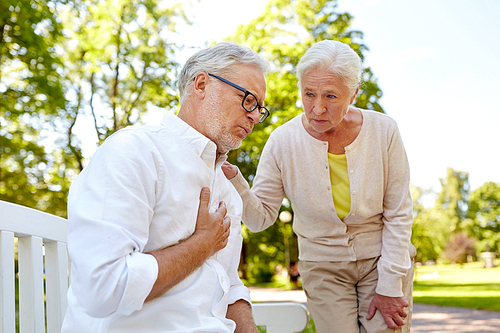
[62,112,250,332]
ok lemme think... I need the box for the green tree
[225,0,384,281]
[411,185,440,263]
[1,0,69,215]
[467,182,500,253]
[59,0,186,168]
[436,168,470,232]
[1,0,187,215]
[412,168,471,263]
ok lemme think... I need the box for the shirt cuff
[375,257,406,297]
[116,252,159,315]
[227,285,252,308]
[229,170,250,194]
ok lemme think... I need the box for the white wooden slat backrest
[0,200,68,333]
[253,302,310,333]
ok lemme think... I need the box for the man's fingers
[215,201,227,218]
[199,187,211,210]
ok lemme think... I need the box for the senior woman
[222,40,416,333]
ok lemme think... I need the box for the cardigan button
[352,190,357,195]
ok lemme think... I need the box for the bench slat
[253,302,310,333]
[18,235,46,332]
[0,231,16,333]
[45,241,69,333]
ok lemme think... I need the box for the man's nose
[247,108,261,124]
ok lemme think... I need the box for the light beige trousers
[299,247,415,333]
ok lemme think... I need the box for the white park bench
[0,200,309,333]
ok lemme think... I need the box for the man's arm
[146,187,231,301]
[226,300,259,333]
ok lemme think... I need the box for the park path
[248,287,500,332]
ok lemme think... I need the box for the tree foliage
[1,0,68,215]
[466,182,500,253]
[411,168,477,263]
[57,0,186,174]
[1,0,187,216]
[410,185,441,263]
[224,0,385,281]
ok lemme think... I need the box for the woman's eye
[327,94,337,99]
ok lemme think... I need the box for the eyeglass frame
[207,73,270,123]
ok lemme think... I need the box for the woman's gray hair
[297,40,361,94]
[178,41,269,106]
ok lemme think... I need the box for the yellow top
[328,153,351,220]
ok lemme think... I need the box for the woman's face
[300,67,358,137]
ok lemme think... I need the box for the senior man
[62,41,270,333]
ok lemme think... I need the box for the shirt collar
[161,112,227,169]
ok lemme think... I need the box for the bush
[443,232,476,264]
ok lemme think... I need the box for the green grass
[413,260,500,311]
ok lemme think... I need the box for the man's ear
[193,72,209,100]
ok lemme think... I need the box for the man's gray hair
[178,41,269,106]
[297,40,361,94]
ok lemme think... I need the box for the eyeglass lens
[243,93,258,112]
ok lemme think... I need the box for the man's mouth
[240,125,252,135]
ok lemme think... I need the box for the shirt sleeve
[226,227,252,306]
[376,126,414,297]
[67,129,161,317]
[224,182,252,306]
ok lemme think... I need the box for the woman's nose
[313,98,327,115]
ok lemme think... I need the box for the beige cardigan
[230,110,413,297]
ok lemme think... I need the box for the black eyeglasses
[208,73,270,123]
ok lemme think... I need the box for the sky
[166,0,500,195]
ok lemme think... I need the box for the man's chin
[218,139,243,155]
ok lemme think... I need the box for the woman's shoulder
[360,109,399,131]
